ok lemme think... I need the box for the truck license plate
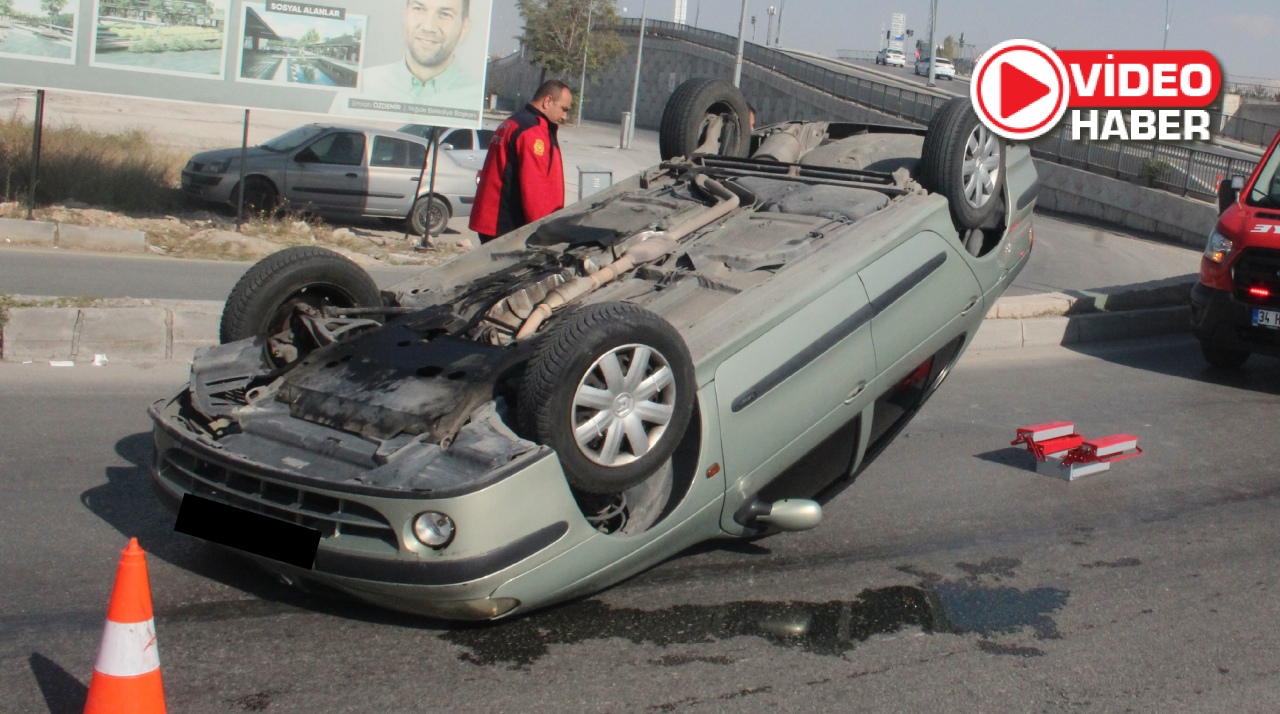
[1252,309,1280,329]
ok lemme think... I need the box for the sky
[485,0,1280,87]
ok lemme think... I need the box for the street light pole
[775,0,786,47]
[732,0,748,87]
[576,0,593,126]
[624,0,647,149]
[765,6,775,51]
[1162,0,1172,49]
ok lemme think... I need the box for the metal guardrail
[612,19,949,126]
[1030,122,1260,203]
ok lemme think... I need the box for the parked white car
[915,56,955,79]
[875,48,906,67]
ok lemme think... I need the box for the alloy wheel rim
[962,124,1001,209]
[571,344,676,467]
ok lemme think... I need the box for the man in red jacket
[469,80,572,242]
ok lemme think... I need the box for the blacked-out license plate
[174,494,320,569]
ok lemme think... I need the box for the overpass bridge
[487,19,1269,205]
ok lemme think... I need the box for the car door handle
[345,173,359,178]
[960,297,979,316]
[843,381,866,405]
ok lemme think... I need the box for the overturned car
[149,81,1036,620]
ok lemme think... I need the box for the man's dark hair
[407,0,469,17]
[533,79,571,103]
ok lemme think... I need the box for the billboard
[0,0,492,129]
[889,12,905,53]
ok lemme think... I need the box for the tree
[0,0,14,17]
[40,0,67,20]
[517,0,626,80]
[296,28,320,46]
[941,35,957,60]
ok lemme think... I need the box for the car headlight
[412,511,456,548]
[1204,229,1232,263]
[206,158,234,174]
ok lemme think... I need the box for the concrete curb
[2,298,220,363]
[2,286,1196,363]
[0,217,146,252]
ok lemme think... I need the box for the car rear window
[372,136,428,169]
[442,129,473,150]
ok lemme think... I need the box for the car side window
[477,130,495,148]
[371,136,427,168]
[441,129,473,150]
[307,132,366,166]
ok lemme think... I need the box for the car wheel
[659,78,751,161]
[1200,341,1249,369]
[408,195,451,236]
[519,302,696,495]
[220,246,383,367]
[235,176,277,215]
[918,96,1006,231]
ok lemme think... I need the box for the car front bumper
[148,393,595,619]
[1190,282,1280,358]
[180,170,235,203]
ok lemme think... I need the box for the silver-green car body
[149,119,1037,621]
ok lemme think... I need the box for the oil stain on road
[442,557,1070,666]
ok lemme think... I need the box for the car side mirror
[439,143,455,151]
[1218,175,1243,214]
[295,148,318,163]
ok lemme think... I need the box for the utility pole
[576,0,593,126]
[925,0,938,87]
[624,0,647,148]
[732,0,748,86]
[751,15,757,43]
[765,6,775,50]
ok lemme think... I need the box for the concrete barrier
[1032,160,1217,249]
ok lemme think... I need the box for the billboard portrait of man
[330,0,487,126]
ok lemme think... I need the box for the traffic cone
[84,538,166,714]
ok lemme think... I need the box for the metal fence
[613,19,950,126]
[1211,111,1280,148]
[602,20,1267,204]
[1030,122,1260,202]
[834,49,876,62]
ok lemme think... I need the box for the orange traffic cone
[84,538,166,714]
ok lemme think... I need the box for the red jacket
[469,105,564,238]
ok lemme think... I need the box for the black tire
[519,302,696,495]
[1200,341,1249,369]
[408,195,451,237]
[918,96,1006,231]
[234,176,278,215]
[659,78,751,161]
[220,246,382,365]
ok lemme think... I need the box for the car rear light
[1249,286,1271,299]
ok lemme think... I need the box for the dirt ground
[0,87,477,266]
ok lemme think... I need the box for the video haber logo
[971,39,1222,142]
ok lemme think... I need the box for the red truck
[1190,130,1280,367]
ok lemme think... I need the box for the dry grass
[0,117,187,213]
